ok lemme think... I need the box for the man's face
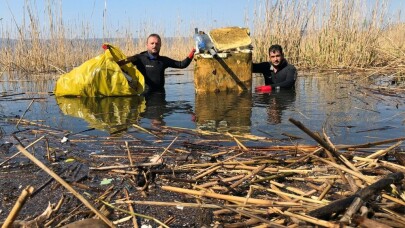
[146,36,161,55]
[269,51,284,67]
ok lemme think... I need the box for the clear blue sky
[0,0,253,38]
[0,0,404,38]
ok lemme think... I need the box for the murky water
[1,70,404,146]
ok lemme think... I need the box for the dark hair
[147,33,161,43]
[268,44,283,54]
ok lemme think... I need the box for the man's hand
[188,48,196,59]
[102,44,110,50]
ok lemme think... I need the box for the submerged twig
[15,99,34,128]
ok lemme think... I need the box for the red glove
[188,48,196,59]
[102,44,110,50]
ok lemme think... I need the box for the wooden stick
[380,208,405,225]
[323,128,360,173]
[16,145,115,228]
[220,205,286,228]
[271,184,292,201]
[109,170,138,175]
[125,141,134,167]
[286,148,322,168]
[283,211,337,228]
[317,180,333,201]
[3,186,34,228]
[254,186,329,205]
[337,137,405,150]
[378,160,405,173]
[345,174,360,193]
[352,215,391,228]
[309,154,374,184]
[192,151,244,179]
[366,141,402,159]
[308,172,404,219]
[229,164,266,189]
[114,200,293,208]
[197,174,245,188]
[289,118,352,169]
[0,135,45,166]
[156,136,178,162]
[381,193,405,206]
[193,165,221,180]
[193,163,221,179]
[353,156,376,163]
[269,181,307,196]
[15,99,34,128]
[162,185,276,206]
[100,200,168,228]
[340,197,364,224]
[321,148,348,184]
[179,159,278,169]
[132,124,160,138]
[124,188,138,228]
[90,162,163,170]
[226,132,248,151]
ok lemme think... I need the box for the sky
[0,0,404,39]
[0,0,254,38]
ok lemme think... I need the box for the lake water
[1,70,404,147]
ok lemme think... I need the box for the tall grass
[251,0,404,70]
[0,0,101,76]
[0,0,404,77]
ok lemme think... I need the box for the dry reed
[0,0,404,77]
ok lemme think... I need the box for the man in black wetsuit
[253,44,297,89]
[117,33,195,92]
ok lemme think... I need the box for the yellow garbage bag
[56,96,146,134]
[54,43,145,97]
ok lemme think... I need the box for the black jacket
[252,60,297,89]
[130,51,193,92]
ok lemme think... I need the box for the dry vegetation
[251,0,405,71]
[0,0,404,76]
[2,114,405,227]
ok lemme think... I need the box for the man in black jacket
[253,44,297,89]
[118,34,195,92]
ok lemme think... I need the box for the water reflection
[56,96,146,134]
[3,71,403,145]
[253,90,296,124]
[141,92,194,127]
[194,91,252,133]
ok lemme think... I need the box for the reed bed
[0,0,404,77]
[251,0,405,70]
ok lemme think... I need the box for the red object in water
[255,85,272,93]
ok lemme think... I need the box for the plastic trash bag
[54,43,145,97]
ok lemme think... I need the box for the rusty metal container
[193,27,253,93]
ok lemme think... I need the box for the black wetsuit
[129,51,193,92]
[252,59,297,89]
